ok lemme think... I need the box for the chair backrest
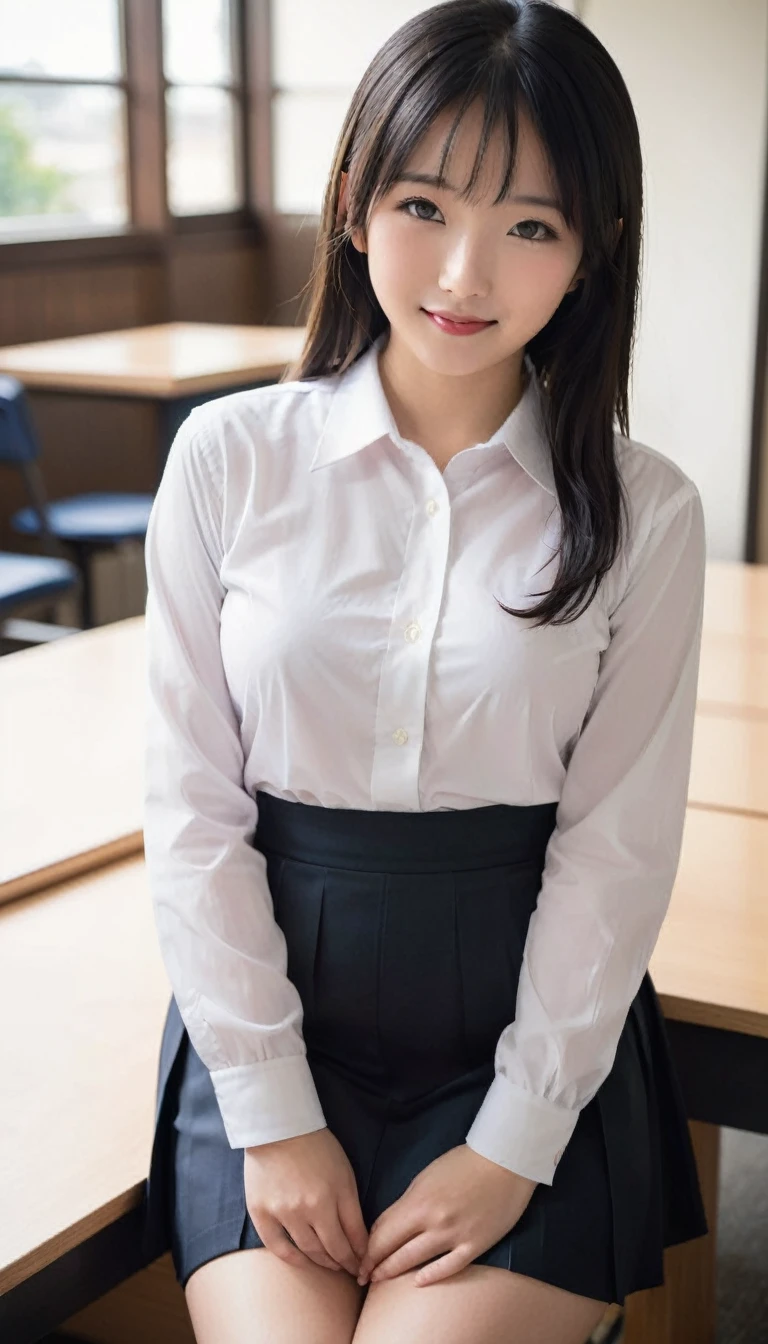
[0,375,63,556]
[0,375,40,466]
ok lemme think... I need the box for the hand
[244,1127,369,1277]
[356,1144,538,1288]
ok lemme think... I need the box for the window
[270,1,442,216]
[163,0,245,216]
[0,0,128,241]
[0,0,247,244]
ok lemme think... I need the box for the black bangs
[385,84,523,210]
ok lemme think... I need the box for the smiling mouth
[421,309,497,334]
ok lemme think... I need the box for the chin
[414,339,502,377]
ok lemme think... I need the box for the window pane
[272,90,351,215]
[0,84,128,239]
[0,0,121,80]
[166,86,240,214]
[163,0,234,84]
[272,0,439,88]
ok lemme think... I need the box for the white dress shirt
[143,329,706,1187]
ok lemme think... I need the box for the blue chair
[0,374,154,628]
[0,550,82,651]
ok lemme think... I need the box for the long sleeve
[143,410,327,1149]
[465,479,707,1186]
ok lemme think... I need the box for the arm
[143,410,327,1149]
[465,480,707,1186]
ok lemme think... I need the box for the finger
[413,1243,475,1286]
[254,1211,320,1270]
[359,1206,419,1278]
[313,1207,364,1277]
[285,1219,344,1272]
[369,1231,446,1283]
[337,1192,370,1264]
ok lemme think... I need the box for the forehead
[402,100,557,203]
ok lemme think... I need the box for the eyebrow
[394,171,564,215]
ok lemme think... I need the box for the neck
[376,329,527,461]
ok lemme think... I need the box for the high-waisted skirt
[139,791,709,1308]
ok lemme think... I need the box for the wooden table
[698,560,768,720]
[689,713,768,817]
[0,321,306,485]
[0,616,145,907]
[0,856,173,1338]
[701,558,768,639]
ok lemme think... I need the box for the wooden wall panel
[0,261,165,347]
[267,217,320,326]
[167,241,266,325]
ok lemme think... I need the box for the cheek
[505,251,580,318]
[366,218,432,298]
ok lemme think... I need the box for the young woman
[140,2,709,1341]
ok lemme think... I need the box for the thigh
[184,1245,368,1344]
[351,1264,609,1344]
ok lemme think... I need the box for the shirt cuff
[464,1071,581,1186]
[210,1053,328,1149]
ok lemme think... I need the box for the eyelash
[396,195,559,242]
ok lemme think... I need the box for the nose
[437,231,492,301]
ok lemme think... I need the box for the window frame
[0,0,270,266]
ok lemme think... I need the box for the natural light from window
[0,0,126,240]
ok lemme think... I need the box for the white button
[426,499,439,516]
[404,621,421,642]
[392,727,409,745]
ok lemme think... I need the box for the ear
[335,170,367,253]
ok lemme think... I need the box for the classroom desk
[0,321,306,485]
[697,630,768,720]
[2,804,766,1343]
[702,558,768,639]
[688,713,768,817]
[0,857,173,1338]
[0,616,145,907]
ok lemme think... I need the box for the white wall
[583,0,768,559]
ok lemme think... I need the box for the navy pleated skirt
[140,791,709,1307]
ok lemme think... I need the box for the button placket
[370,478,451,809]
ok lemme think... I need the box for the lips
[423,309,496,336]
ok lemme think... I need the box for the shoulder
[161,374,337,540]
[615,431,699,514]
[181,375,335,471]
[598,432,706,616]
[614,431,703,556]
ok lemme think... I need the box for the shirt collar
[308,329,555,496]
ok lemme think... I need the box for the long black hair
[281,0,641,629]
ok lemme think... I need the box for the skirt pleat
[140,792,708,1306]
